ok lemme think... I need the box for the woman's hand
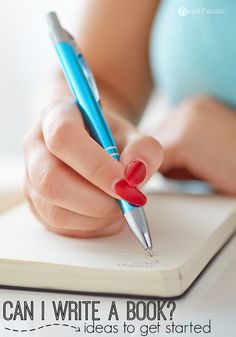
[155,95,236,194]
[23,94,163,238]
[23,0,162,239]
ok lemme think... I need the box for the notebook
[0,193,235,297]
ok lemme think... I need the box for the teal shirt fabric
[150,0,236,106]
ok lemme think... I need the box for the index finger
[42,101,124,198]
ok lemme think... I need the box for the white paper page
[0,194,235,272]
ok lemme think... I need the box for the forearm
[74,0,159,124]
[97,80,149,125]
[34,69,145,125]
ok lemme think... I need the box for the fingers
[24,178,47,226]
[24,98,164,239]
[41,101,125,198]
[162,168,199,180]
[159,143,183,174]
[24,137,120,218]
[25,183,125,238]
[119,134,163,187]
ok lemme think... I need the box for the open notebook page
[0,194,235,272]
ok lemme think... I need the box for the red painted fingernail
[113,179,147,206]
[125,160,147,187]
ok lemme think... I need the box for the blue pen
[47,12,153,256]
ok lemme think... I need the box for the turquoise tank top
[150,0,236,107]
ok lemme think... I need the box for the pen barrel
[55,42,134,214]
[56,42,116,150]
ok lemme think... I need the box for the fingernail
[125,160,147,187]
[113,179,147,206]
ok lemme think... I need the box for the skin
[157,96,236,195]
[24,0,236,238]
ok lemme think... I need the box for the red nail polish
[113,179,147,206]
[125,160,146,187]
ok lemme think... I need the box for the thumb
[119,132,163,188]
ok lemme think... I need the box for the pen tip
[146,248,153,257]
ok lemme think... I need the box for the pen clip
[77,54,101,103]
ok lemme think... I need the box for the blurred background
[0,0,87,156]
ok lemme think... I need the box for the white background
[0,0,87,155]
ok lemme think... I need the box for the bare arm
[77,0,160,122]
